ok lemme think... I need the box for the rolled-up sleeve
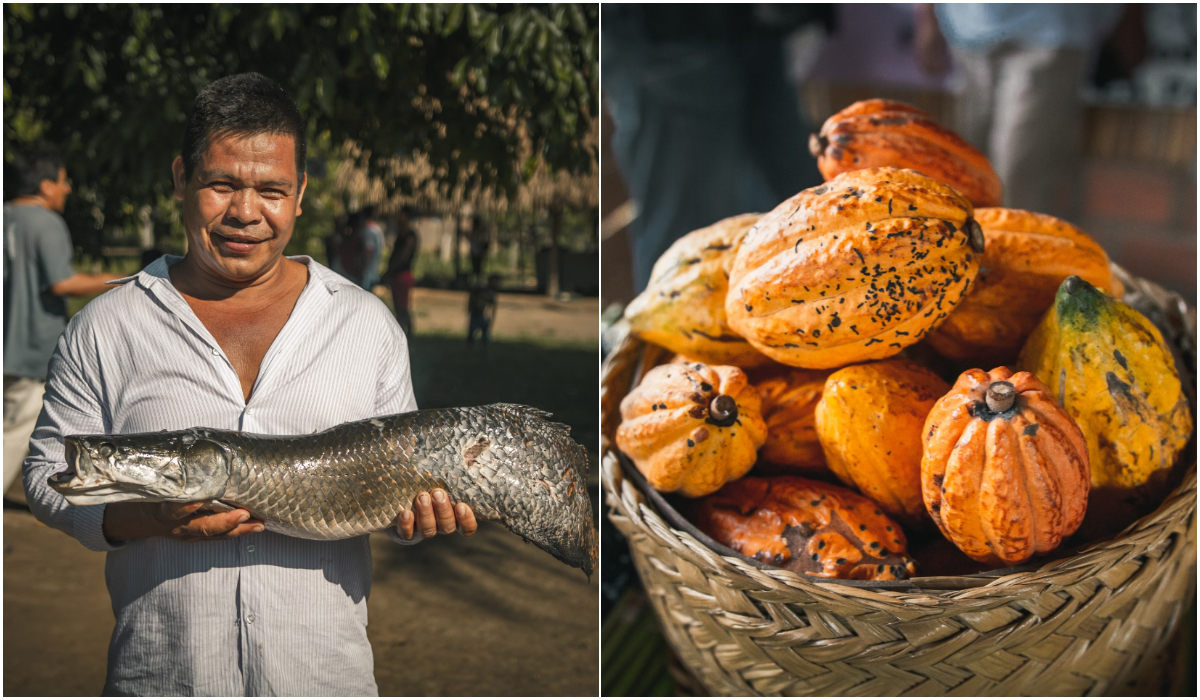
[23,328,124,553]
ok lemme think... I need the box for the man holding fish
[22,73,478,696]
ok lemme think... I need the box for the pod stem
[966,219,985,253]
[708,395,738,427]
[985,381,1016,413]
[808,133,827,158]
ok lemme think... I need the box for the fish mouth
[49,438,148,506]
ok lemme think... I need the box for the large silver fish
[49,404,597,575]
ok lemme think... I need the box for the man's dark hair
[181,72,306,182]
[8,144,65,198]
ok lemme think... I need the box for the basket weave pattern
[601,267,1197,696]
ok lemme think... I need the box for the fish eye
[98,443,115,457]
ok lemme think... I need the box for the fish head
[50,430,232,506]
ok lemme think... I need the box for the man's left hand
[394,489,477,542]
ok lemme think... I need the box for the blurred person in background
[468,214,489,281]
[385,205,419,337]
[3,145,121,499]
[602,4,832,292]
[339,206,385,291]
[916,3,1125,217]
[326,212,350,277]
[466,274,499,347]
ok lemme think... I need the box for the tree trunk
[517,212,526,283]
[547,206,562,297]
[453,212,462,283]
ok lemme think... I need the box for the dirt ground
[407,288,599,344]
[3,288,599,696]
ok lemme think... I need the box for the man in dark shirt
[385,205,419,337]
[3,146,119,496]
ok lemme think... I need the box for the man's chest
[98,305,383,436]
[191,304,291,396]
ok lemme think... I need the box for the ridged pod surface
[928,208,1124,365]
[624,213,771,367]
[617,362,767,498]
[809,99,1002,207]
[691,476,917,581]
[1018,276,1193,512]
[726,167,983,369]
[755,368,832,475]
[814,359,949,526]
[921,368,1090,566]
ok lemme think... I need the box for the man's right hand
[102,501,265,544]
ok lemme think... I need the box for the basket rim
[601,264,1198,598]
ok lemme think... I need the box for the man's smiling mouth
[213,231,270,253]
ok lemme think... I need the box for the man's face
[42,168,71,212]
[172,132,306,283]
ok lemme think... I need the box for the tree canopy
[3,3,597,244]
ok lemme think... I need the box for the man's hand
[394,489,477,542]
[103,501,265,544]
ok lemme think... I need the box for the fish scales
[51,404,597,575]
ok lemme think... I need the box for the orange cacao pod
[809,98,1002,207]
[921,367,1090,566]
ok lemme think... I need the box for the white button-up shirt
[23,255,417,696]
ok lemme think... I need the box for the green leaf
[450,55,470,86]
[442,3,463,36]
[371,52,389,80]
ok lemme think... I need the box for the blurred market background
[3,4,599,696]
[600,3,1196,695]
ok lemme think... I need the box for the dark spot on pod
[886,526,893,532]
[811,500,820,506]
[813,185,828,195]
[1024,423,1040,436]
[699,382,713,393]
[774,553,785,565]
[880,548,889,556]
[1106,371,1134,400]
[859,524,867,531]
[878,564,885,571]
[812,553,819,561]
[818,540,825,549]
[1113,349,1128,370]
[870,542,879,548]
[1064,275,1082,295]
[687,439,695,447]
[836,558,847,565]
[745,304,753,312]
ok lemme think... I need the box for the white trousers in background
[3,375,45,495]
[952,45,1088,218]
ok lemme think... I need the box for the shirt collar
[119,255,351,295]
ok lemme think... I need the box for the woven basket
[601,265,1197,696]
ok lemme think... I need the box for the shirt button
[247,544,255,552]
[247,614,255,624]
[212,348,219,356]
